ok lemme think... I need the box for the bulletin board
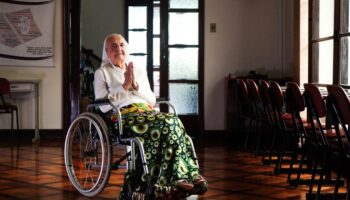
[0,0,55,67]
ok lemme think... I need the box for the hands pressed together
[122,62,139,91]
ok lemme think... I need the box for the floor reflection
[0,136,320,200]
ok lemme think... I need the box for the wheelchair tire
[64,112,112,197]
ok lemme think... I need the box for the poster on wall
[0,0,55,67]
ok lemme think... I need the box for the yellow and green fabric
[114,103,207,199]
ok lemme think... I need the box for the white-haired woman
[94,33,207,199]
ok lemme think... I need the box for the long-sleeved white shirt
[94,63,156,113]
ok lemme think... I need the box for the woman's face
[106,35,128,67]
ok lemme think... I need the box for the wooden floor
[0,135,344,200]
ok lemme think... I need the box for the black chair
[269,81,295,174]
[284,82,309,184]
[302,84,330,193]
[0,78,19,145]
[245,79,262,154]
[258,80,279,164]
[326,85,350,200]
[236,79,251,148]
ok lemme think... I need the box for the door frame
[62,0,80,133]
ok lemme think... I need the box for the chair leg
[254,121,262,157]
[346,178,350,200]
[11,111,14,146]
[308,158,318,194]
[267,127,277,164]
[275,131,287,174]
[244,118,252,150]
[15,109,19,145]
[294,141,308,187]
[316,152,330,200]
[287,141,299,182]
[332,160,343,200]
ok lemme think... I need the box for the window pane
[128,6,147,29]
[153,70,160,97]
[340,37,350,84]
[153,6,160,35]
[341,0,350,33]
[169,48,198,80]
[153,38,160,66]
[169,13,198,45]
[128,31,147,54]
[312,40,333,84]
[169,0,198,9]
[128,55,147,69]
[312,0,334,39]
[169,83,198,114]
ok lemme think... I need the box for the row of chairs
[236,79,350,199]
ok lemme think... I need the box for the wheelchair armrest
[86,98,113,111]
[155,97,177,115]
[86,98,129,141]
[156,97,170,102]
[92,98,111,105]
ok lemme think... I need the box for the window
[340,0,350,84]
[167,1,200,115]
[310,0,350,85]
[127,0,204,134]
[127,5,148,84]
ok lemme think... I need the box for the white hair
[101,33,129,67]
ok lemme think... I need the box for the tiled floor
[0,136,342,200]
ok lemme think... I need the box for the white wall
[0,0,62,129]
[204,0,294,130]
[0,0,295,132]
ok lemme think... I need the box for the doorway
[62,0,204,136]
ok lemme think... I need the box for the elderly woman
[94,33,207,199]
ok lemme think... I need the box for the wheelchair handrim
[64,115,106,195]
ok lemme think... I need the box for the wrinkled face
[105,35,128,66]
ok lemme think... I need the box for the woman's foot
[177,180,194,191]
[192,175,208,195]
[193,175,206,186]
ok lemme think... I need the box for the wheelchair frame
[64,98,199,198]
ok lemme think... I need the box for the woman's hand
[123,62,139,91]
[122,62,134,91]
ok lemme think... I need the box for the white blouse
[94,63,156,113]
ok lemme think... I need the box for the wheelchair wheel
[64,112,112,197]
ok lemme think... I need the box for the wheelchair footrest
[112,152,130,170]
[112,163,127,170]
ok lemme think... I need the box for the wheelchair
[64,98,199,198]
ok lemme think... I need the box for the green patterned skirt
[112,103,207,199]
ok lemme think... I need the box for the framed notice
[0,0,55,67]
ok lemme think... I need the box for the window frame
[126,0,204,135]
[309,0,350,85]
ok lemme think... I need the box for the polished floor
[0,135,344,200]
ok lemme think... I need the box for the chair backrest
[247,79,259,102]
[258,80,274,123]
[237,79,249,101]
[0,78,10,105]
[303,83,329,145]
[269,81,284,111]
[259,80,271,106]
[285,82,305,113]
[326,85,350,125]
[0,78,10,95]
[304,83,326,118]
[236,79,251,118]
